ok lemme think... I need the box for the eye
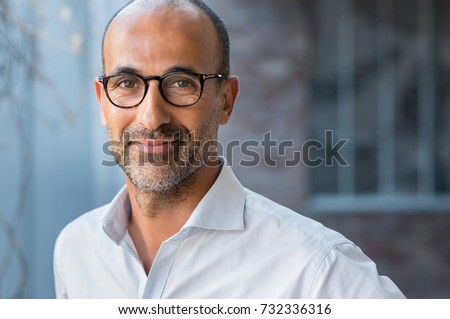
[167,78,197,89]
[163,74,200,92]
[173,79,193,88]
[118,79,137,89]
[109,74,143,90]
[116,76,140,89]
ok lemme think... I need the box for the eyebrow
[165,65,197,74]
[109,66,142,76]
[108,65,198,77]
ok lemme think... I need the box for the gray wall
[0,0,128,298]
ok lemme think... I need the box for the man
[54,0,405,298]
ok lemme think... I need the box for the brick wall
[206,0,450,298]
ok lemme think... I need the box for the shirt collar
[102,162,246,244]
[102,184,132,244]
[183,163,246,231]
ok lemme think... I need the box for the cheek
[178,105,219,134]
[203,98,222,125]
[103,107,136,139]
[196,103,222,136]
[170,108,198,128]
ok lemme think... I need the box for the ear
[94,79,107,126]
[219,76,239,125]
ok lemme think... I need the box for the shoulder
[53,204,113,298]
[54,204,109,250]
[243,188,350,248]
[242,189,404,298]
[54,204,110,278]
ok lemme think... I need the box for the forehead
[103,4,219,75]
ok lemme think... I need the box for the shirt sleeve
[53,234,68,299]
[308,242,405,298]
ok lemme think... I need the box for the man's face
[95,5,237,193]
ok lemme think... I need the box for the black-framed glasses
[97,71,227,108]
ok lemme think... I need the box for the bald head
[101,0,230,76]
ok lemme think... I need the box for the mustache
[121,124,191,143]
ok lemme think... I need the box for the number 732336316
[259,303,332,315]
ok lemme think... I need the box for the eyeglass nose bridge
[139,75,167,105]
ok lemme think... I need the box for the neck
[126,160,222,273]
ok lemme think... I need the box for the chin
[125,161,199,194]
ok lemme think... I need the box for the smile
[129,138,179,153]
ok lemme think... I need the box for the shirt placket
[141,228,191,298]
[121,232,148,297]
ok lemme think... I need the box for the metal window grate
[308,0,450,213]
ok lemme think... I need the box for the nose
[136,81,171,130]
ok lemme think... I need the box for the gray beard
[110,126,205,195]
[117,145,200,195]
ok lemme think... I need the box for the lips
[129,138,178,153]
[122,124,190,155]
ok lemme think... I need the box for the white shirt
[54,164,405,298]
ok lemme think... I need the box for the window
[307,0,450,212]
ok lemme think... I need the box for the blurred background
[0,0,449,298]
